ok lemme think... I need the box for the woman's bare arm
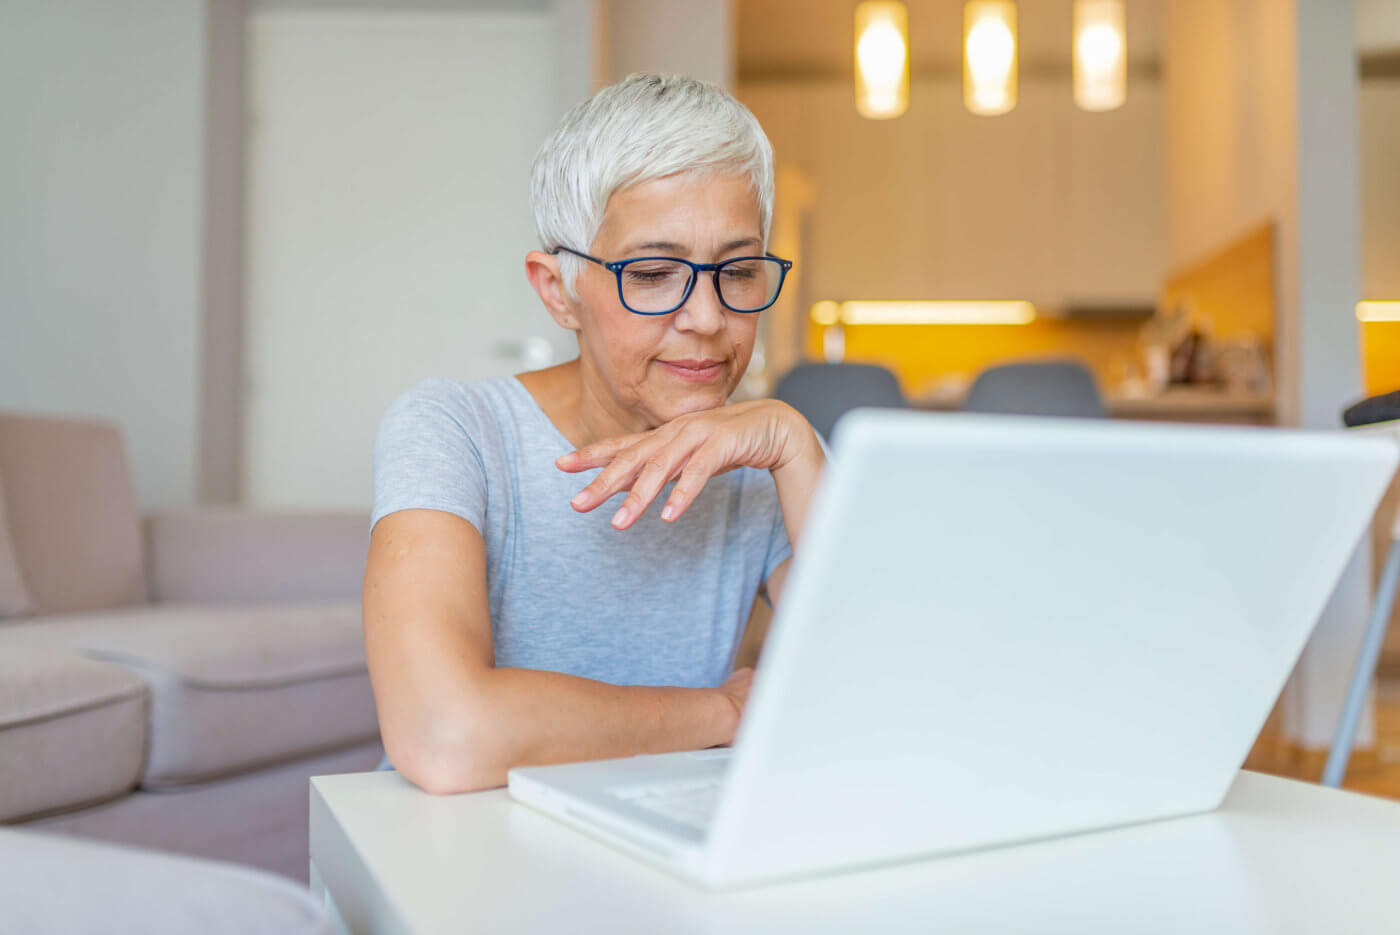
[764,408,823,608]
[363,508,742,795]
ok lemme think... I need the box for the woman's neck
[516,358,653,450]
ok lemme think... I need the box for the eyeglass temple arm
[550,245,606,266]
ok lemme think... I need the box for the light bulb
[855,3,909,119]
[1074,0,1126,111]
[963,2,1017,115]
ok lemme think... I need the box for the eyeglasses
[551,246,793,316]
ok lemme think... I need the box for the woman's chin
[657,385,733,420]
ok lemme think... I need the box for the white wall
[0,1,206,510]
[242,8,570,508]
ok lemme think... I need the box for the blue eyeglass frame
[550,245,794,316]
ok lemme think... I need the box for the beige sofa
[0,410,383,882]
[1,827,339,934]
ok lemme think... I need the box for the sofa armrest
[144,508,369,605]
[0,827,339,935]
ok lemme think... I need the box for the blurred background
[1,0,1398,770]
[2,0,1396,510]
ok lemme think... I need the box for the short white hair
[529,73,776,296]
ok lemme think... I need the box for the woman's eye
[625,267,682,284]
[721,266,757,281]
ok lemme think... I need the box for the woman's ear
[525,251,580,332]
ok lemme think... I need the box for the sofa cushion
[0,649,147,821]
[144,508,369,604]
[0,827,339,935]
[0,602,378,787]
[0,411,148,615]
[0,480,36,617]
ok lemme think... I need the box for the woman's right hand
[715,667,754,743]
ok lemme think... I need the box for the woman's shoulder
[383,375,524,421]
[386,374,514,409]
[371,377,519,531]
[377,376,524,449]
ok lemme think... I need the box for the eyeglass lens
[620,258,783,313]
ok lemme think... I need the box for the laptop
[508,410,1399,888]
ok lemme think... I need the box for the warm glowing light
[1074,0,1125,111]
[963,1,1017,115]
[855,2,909,119]
[1358,301,1400,322]
[811,301,1036,325]
[810,301,841,326]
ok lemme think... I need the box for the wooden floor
[1245,677,1400,800]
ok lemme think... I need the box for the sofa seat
[0,827,338,935]
[0,649,148,821]
[0,602,378,788]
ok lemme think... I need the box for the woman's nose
[672,272,726,334]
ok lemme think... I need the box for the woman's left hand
[556,399,821,530]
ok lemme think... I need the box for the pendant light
[963,1,1017,115]
[854,2,909,119]
[1074,0,1126,111]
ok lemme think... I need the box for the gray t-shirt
[370,375,793,692]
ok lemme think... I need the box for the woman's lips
[658,359,724,382]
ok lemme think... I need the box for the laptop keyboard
[610,777,723,830]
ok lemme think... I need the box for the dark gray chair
[773,362,907,442]
[963,360,1106,419]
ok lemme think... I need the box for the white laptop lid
[702,411,1398,886]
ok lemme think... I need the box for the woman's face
[571,171,763,428]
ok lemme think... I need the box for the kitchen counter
[913,387,1276,425]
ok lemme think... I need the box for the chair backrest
[963,360,1106,419]
[0,411,148,616]
[1344,389,1400,428]
[773,362,908,442]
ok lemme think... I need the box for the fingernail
[556,452,577,465]
[571,493,587,508]
[611,507,630,528]
[661,504,675,521]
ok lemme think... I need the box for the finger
[610,437,702,529]
[659,441,722,522]
[570,442,657,512]
[555,433,646,472]
[571,423,702,512]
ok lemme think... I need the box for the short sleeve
[370,379,489,532]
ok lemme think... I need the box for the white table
[310,770,1400,934]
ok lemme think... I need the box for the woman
[364,74,825,794]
